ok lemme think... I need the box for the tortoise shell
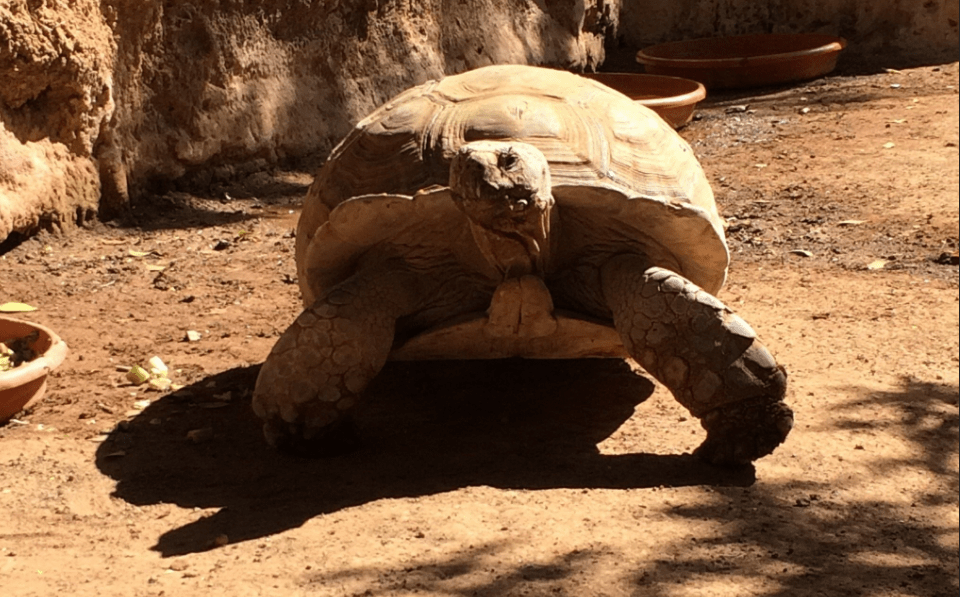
[295,65,728,354]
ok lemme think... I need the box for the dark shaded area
[832,377,959,494]
[618,378,960,597]
[626,491,958,597]
[0,230,28,257]
[288,379,960,596]
[303,541,602,596]
[95,358,755,556]
[111,171,310,232]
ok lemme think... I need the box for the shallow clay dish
[636,33,847,89]
[582,73,706,128]
[0,317,68,422]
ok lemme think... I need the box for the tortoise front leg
[252,267,426,455]
[600,254,794,466]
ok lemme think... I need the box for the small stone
[168,558,189,572]
[186,427,214,443]
[184,330,202,342]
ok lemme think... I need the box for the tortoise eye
[500,152,519,171]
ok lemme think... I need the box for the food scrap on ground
[0,331,38,372]
[122,356,183,392]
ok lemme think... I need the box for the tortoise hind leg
[600,254,794,466]
[252,267,426,456]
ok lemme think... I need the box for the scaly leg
[252,267,426,455]
[600,254,793,465]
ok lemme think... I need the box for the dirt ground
[1,61,957,597]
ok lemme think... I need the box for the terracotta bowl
[0,317,68,423]
[582,73,706,128]
[636,33,847,89]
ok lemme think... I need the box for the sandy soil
[1,62,957,597]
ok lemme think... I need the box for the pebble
[186,427,214,443]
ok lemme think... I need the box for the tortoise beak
[449,141,555,277]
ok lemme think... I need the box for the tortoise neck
[465,204,557,280]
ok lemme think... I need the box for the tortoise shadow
[95,359,754,556]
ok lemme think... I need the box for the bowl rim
[636,33,847,69]
[0,316,69,392]
[581,72,707,107]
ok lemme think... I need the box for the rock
[1,0,612,244]
[0,0,111,241]
[1,122,100,242]
[8,0,954,247]
[186,427,214,444]
[168,558,189,572]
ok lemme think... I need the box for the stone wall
[1,0,615,242]
[1,0,113,239]
[1,0,957,244]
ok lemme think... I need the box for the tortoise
[252,64,793,465]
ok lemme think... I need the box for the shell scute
[298,64,728,306]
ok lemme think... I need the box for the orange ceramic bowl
[582,73,706,128]
[0,317,68,422]
[636,33,847,89]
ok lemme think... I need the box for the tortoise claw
[694,399,794,466]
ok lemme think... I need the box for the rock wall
[1,0,113,240]
[2,0,957,244]
[618,0,959,64]
[1,0,616,242]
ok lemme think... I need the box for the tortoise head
[449,141,554,278]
